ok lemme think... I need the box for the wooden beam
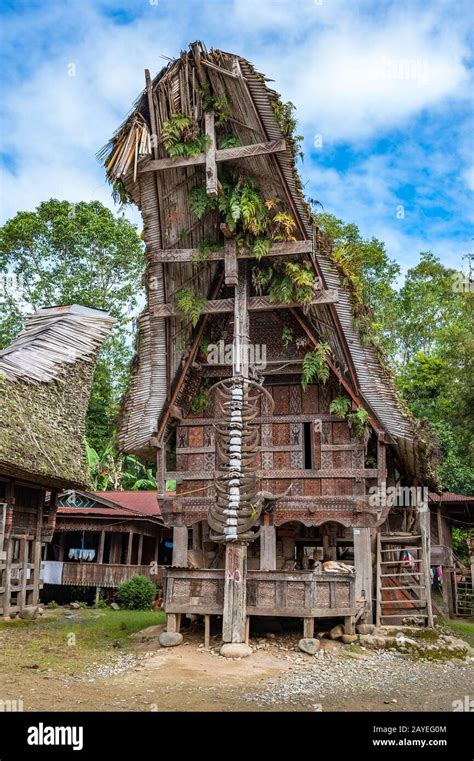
[204,112,218,197]
[151,239,313,263]
[139,139,286,174]
[224,239,238,287]
[152,290,338,318]
[168,468,379,481]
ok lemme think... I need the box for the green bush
[116,575,157,610]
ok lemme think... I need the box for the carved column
[353,527,373,623]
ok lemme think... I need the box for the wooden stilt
[222,542,247,643]
[303,617,314,638]
[344,615,355,635]
[204,614,211,648]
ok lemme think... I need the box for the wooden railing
[163,568,356,618]
[61,563,164,588]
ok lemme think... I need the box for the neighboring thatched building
[102,42,439,654]
[0,305,114,618]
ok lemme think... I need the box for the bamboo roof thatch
[0,305,115,489]
[101,41,439,487]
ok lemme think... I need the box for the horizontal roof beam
[139,138,286,174]
[151,290,338,318]
[151,239,313,263]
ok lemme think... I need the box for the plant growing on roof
[188,177,297,261]
[272,99,304,161]
[301,342,331,390]
[218,135,241,149]
[329,395,371,442]
[191,381,211,413]
[191,239,223,263]
[160,113,211,159]
[174,288,207,327]
[281,326,294,347]
[251,262,273,295]
[329,395,352,419]
[268,261,316,307]
[349,406,370,439]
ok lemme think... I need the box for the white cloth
[40,561,63,584]
[68,548,95,561]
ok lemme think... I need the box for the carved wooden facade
[103,43,436,647]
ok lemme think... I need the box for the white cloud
[0,0,472,278]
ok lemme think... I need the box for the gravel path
[243,649,474,711]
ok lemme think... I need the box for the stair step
[381,600,427,608]
[381,613,428,619]
[380,572,422,578]
[381,585,425,591]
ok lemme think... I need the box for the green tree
[0,199,144,455]
[316,212,400,355]
[395,253,473,494]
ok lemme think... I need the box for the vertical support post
[3,539,13,619]
[126,532,133,565]
[97,531,105,565]
[58,532,66,562]
[418,491,434,627]
[221,258,250,648]
[32,540,42,607]
[166,613,180,633]
[19,539,28,612]
[204,111,218,197]
[137,534,144,565]
[192,523,202,551]
[172,526,188,567]
[260,522,276,570]
[222,542,247,643]
[353,527,374,623]
[344,615,355,635]
[204,614,211,648]
[156,444,166,498]
[303,617,314,638]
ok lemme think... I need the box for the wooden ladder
[454,569,473,616]
[376,532,433,626]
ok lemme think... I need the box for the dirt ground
[0,618,473,712]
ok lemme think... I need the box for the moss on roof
[0,360,94,489]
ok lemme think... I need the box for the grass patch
[0,608,165,676]
[439,618,474,648]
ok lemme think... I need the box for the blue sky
[1,0,473,274]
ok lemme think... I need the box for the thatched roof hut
[101,41,438,488]
[0,305,115,489]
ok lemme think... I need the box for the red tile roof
[92,491,161,516]
[57,490,161,521]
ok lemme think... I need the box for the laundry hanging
[68,548,96,561]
